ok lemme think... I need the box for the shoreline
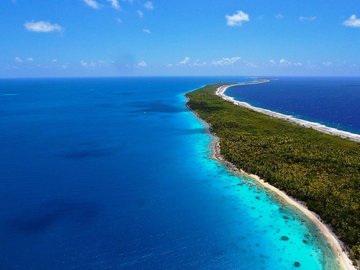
[210,137,355,270]
[187,96,356,269]
[216,81,360,143]
[208,81,356,270]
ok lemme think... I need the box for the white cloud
[15,57,33,63]
[80,60,109,68]
[179,57,190,65]
[343,14,360,28]
[116,18,122,23]
[270,59,303,67]
[226,10,249,26]
[107,0,120,9]
[299,16,317,22]
[80,60,97,68]
[275,14,284,20]
[192,60,207,66]
[15,57,23,63]
[279,58,289,64]
[24,21,63,33]
[137,10,144,18]
[137,60,147,67]
[142,28,151,34]
[269,59,276,65]
[144,1,154,10]
[172,56,241,67]
[80,60,88,67]
[82,0,101,9]
[212,57,241,66]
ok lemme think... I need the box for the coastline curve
[216,80,360,143]
[213,81,357,270]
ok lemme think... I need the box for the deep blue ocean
[227,77,360,134]
[0,77,343,269]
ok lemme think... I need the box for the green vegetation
[186,84,360,264]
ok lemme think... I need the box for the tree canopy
[186,84,360,265]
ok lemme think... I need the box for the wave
[216,80,360,143]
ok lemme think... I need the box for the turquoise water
[0,78,339,269]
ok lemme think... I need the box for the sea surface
[227,77,360,134]
[0,77,342,269]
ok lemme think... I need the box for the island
[186,82,360,269]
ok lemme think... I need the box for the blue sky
[0,0,360,77]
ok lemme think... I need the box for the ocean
[226,77,360,134]
[0,77,342,269]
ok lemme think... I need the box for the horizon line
[1,75,360,80]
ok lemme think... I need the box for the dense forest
[186,84,360,266]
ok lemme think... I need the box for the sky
[0,0,360,77]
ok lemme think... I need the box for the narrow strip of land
[217,80,360,143]
[186,83,359,269]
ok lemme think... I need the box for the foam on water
[226,77,360,134]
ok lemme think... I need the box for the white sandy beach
[212,81,357,270]
[216,81,360,143]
